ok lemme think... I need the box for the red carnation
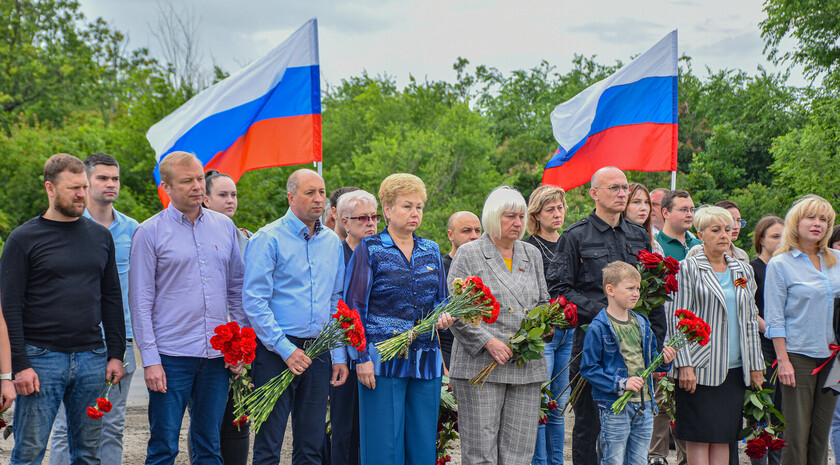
[240,338,257,355]
[436,455,452,465]
[96,397,112,413]
[675,309,694,320]
[665,274,678,294]
[745,438,768,459]
[468,276,484,288]
[241,327,256,340]
[539,416,548,425]
[210,334,227,351]
[86,406,104,419]
[226,321,240,334]
[214,325,233,341]
[768,438,785,451]
[548,400,559,411]
[232,415,248,427]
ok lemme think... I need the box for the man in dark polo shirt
[655,189,702,261]
[1,153,125,465]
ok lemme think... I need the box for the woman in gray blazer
[448,186,551,465]
[669,206,764,465]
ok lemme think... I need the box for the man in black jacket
[1,153,125,464]
[549,166,665,465]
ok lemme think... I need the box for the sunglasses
[347,214,382,223]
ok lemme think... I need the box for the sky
[77,0,805,90]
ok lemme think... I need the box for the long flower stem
[611,333,690,414]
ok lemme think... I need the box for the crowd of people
[0,152,838,465]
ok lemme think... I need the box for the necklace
[532,235,558,260]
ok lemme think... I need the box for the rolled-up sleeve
[763,259,787,340]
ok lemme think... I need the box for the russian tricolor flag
[543,30,678,190]
[146,19,321,204]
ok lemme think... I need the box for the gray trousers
[781,353,838,465]
[451,378,541,465]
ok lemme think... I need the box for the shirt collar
[83,207,123,228]
[380,226,428,251]
[165,203,204,224]
[589,209,634,233]
[657,230,690,244]
[283,208,323,241]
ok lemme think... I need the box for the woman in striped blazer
[668,206,764,465]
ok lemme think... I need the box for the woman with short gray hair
[448,186,551,465]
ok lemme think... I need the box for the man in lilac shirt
[243,169,348,464]
[129,152,246,465]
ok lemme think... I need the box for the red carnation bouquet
[210,321,258,430]
[375,276,500,362]
[470,295,578,388]
[235,300,366,433]
[634,250,680,317]
[611,309,710,414]
[86,381,115,420]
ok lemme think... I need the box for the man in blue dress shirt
[130,152,247,465]
[243,168,348,465]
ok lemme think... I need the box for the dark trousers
[220,391,249,465]
[571,340,600,465]
[253,338,331,465]
[330,368,360,465]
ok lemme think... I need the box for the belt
[286,335,316,350]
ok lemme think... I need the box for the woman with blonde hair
[765,194,840,465]
[669,206,764,465]
[526,185,570,465]
[344,173,454,465]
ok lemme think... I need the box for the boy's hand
[662,346,677,364]
[625,376,644,392]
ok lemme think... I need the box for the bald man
[549,166,664,465]
[442,211,482,276]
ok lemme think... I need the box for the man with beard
[1,153,125,464]
[49,153,140,465]
[549,166,664,465]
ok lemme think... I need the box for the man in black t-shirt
[1,153,125,464]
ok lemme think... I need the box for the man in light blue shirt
[49,153,139,465]
[243,169,348,465]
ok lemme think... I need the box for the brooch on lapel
[733,277,747,288]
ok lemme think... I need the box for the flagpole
[316,161,322,176]
[670,171,676,190]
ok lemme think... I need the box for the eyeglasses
[348,214,382,223]
[592,184,631,194]
[675,207,697,214]
[734,219,747,228]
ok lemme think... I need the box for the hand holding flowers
[634,250,680,317]
[611,309,708,414]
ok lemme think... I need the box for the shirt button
[201,260,205,264]
[205,296,209,300]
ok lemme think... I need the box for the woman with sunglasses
[330,189,380,465]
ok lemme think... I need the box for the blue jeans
[533,329,573,465]
[50,341,136,465]
[145,355,229,465]
[252,338,331,465]
[598,402,654,465]
[11,345,107,465]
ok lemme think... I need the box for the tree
[761,0,840,88]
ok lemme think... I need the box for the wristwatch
[0,373,11,381]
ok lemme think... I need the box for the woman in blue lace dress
[344,173,454,465]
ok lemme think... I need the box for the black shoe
[649,458,668,465]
